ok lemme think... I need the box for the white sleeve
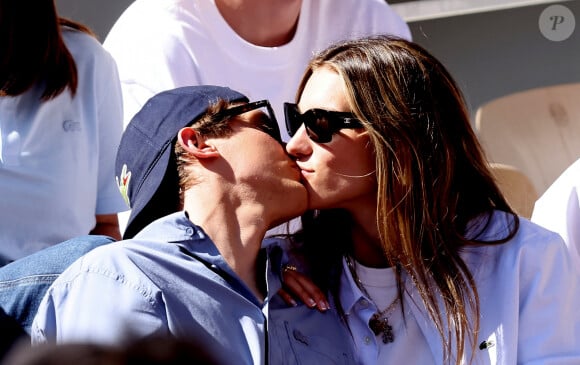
[94,48,128,214]
[531,158,580,265]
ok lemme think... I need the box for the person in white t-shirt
[532,157,580,266]
[104,0,412,134]
[103,0,412,236]
[0,0,127,264]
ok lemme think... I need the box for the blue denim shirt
[31,212,355,365]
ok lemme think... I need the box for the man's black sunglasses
[284,102,363,143]
[215,100,283,143]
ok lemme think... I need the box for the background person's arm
[91,214,121,241]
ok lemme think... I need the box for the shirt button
[360,299,369,308]
[185,227,194,235]
[364,336,371,345]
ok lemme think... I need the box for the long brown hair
[0,0,95,101]
[296,35,519,364]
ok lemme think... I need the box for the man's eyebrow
[238,109,268,126]
[253,112,272,124]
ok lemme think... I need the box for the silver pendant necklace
[345,256,399,344]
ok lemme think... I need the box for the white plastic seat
[488,162,538,218]
[475,83,580,196]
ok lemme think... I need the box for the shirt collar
[134,211,205,242]
[339,256,369,315]
[133,211,231,266]
[133,211,285,304]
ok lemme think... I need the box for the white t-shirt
[341,259,432,365]
[103,0,411,235]
[531,157,580,267]
[0,29,127,261]
[103,0,412,138]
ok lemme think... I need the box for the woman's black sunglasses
[284,102,363,143]
[215,100,283,143]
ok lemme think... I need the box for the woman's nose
[285,125,311,157]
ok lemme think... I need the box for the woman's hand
[279,266,330,312]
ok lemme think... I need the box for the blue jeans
[0,235,114,334]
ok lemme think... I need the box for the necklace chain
[345,255,399,344]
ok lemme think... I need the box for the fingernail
[289,299,297,307]
[318,301,328,311]
[307,298,316,307]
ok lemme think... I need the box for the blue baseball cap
[115,85,249,238]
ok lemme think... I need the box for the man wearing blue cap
[29,86,354,364]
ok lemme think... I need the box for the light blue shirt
[338,211,580,364]
[31,212,355,365]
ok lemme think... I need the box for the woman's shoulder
[468,210,563,247]
[463,211,572,275]
[60,29,116,68]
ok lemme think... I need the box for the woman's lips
[299,169,314,180]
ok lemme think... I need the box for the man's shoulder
[50,239,165,286]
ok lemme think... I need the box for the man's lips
[297,170,313,186]
[297,166,314,176]
[288,163,305,181]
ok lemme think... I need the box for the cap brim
[123,143,179,239]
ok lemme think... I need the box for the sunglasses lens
[284,103,344,143]
[284,103,301,137]
[264,104,283,143]
[256,113,282,142]
[304,111,332,143]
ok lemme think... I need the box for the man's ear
[177,127,220,159]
